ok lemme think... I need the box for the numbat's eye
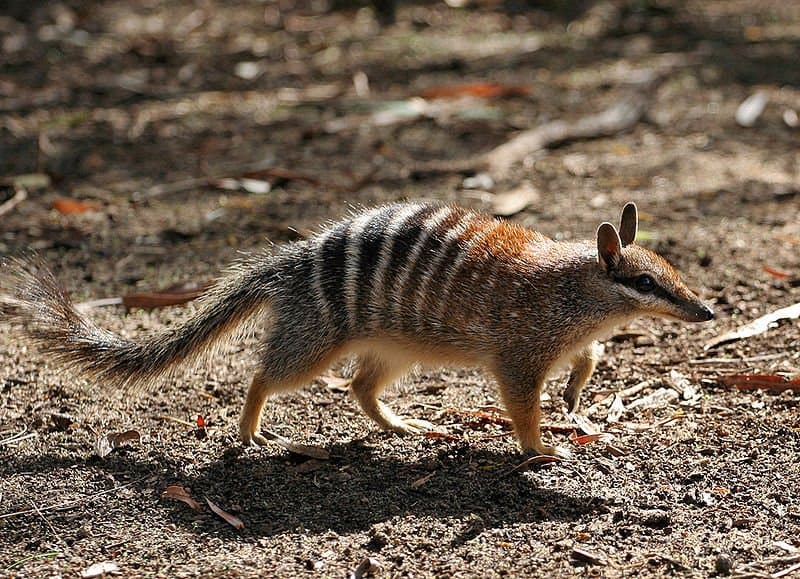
[635,274,656,293]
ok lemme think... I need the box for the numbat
[1,202,713,457]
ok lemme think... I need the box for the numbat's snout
[1,202,713,458]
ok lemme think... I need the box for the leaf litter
[258,429,330,460]
[705,302,800,349]
[205,497,245,531]
[161,485,203,511]
[718,374,800,392]
[94,430,141,458]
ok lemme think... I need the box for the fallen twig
[484,97,645,176]
[445,407,512,426]
[706,302,800,350]
[413,96,646,178]
[258,429,330,460]
[0,186,28,217]
[0,425,37,447]
[30,499,69,550]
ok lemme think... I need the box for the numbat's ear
[618,202,638,246]
[597,222,622,271]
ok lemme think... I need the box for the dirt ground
[1,0,799,577]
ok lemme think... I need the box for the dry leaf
[667,370,699,400]
[52,198,98,214]
[606,395,625,423]
[569,432,613,445]
[622,414,682,432]
[410,472,435,489]
[205,497,244,530]
[764,265,791,279]
[351,556,383,579]
[423,431,459,441]
[510,454,563,473]
[604,444,627,457]
[122,281,212,310]
[95,429,141,458]
[718,374,800,392]
[10,173,51,190]
[162,485,203,511]
[490,182,540,217]
[541,422,582,433]
[81,561,120,577]
[625,388,679,410]
[420,82,531,100]
[0,186,28,218]
[706,302,800,349]
[735,91,768,127]
[258,429,330,460]
[239,179,271,194]
[773,541,799,553]
[94,437,113,458]
[571,547,607,566]
[567,412,601,435]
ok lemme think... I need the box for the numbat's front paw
[527,444,572,459]
[388,418,439,435]
[240,430,270,447]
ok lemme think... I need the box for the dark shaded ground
[1,0,799,577]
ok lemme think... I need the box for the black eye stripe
[613,275,651,289]
[613,275,685,306]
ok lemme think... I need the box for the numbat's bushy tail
[0,255,274,390]
[0,202,714,457]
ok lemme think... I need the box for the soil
[1,0,799,577]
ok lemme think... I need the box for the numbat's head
[594,203,714,323]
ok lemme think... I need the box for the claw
[240,430,270,448]
[388,418,442,435]
[563,383,581,414]
[526,444,572,459]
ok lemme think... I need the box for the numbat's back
[1,202,713,457]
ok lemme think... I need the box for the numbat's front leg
[563,341,602,413]
[496,366,571,458]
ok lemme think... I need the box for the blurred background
[1,1,797,281]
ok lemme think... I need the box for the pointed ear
[597,222,622,271]
[618,202,638,246]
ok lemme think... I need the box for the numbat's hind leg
[239,329,340,446]
[238,370,303,446]
[350,352,434,434]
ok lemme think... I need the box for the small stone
[735,91,768,127]
[714,553,734,575]
[234,61,262,80]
